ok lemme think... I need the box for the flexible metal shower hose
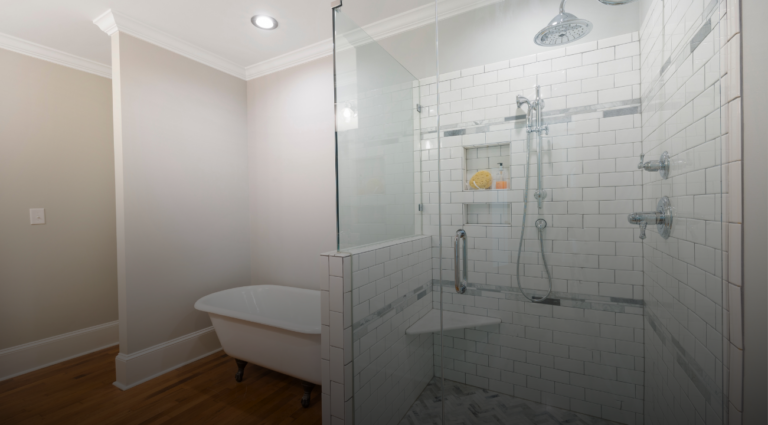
[516,132,553,303]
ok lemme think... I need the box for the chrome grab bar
[454,229,468,294]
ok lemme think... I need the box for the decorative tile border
[421,99,642,139]
[645,308,724,409]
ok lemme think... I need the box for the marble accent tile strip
[352,283,431,341]
[646,308,724,405]
[690,19,713,54]
[642,11,718,107]
[432,280,645,312]
[421,99,641,139]
[603,106,641,118]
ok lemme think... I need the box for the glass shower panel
[334,9,422,251]
[639,1,728,424]
[334,8,431,425]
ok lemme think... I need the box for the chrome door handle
[454,229,468,294]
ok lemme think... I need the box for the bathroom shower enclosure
[331,1,730,424]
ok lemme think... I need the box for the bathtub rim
[194,285,321,335]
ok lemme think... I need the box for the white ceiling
[0,0,431,68]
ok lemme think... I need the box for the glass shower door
[421,0,729,424]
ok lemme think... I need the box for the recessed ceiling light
[251,15,278,30]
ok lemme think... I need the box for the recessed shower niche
[462,142,512,193]
[455,141,521,226]
[463,203,512,226]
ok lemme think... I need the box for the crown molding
[0,32,111,79]
[245,39,333,80]
[364,0,501,41]
[89,0,502,82]
[93,9,246,80]
[245,0,502,80]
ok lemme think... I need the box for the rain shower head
[534,0,593,47]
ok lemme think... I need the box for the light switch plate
[30,208,45,225]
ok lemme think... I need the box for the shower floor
[399,378,620,425]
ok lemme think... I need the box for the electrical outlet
[30,208,45,225]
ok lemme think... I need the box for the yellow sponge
[469,170,492,190]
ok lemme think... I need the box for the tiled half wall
[322,235,433,425]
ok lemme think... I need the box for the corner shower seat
[405,309,501,335]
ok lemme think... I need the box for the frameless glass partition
[334,7,431,425]
[335,1,729,425]
[334,9,422,251]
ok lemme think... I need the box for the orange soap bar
[495,181,508,189]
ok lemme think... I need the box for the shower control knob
[628,196,673,240]
[638,151,670,179]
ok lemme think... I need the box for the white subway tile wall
[640,0,737,424]
[336,236,434,425]
[320,252,352,425]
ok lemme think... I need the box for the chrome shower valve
[628,196,673,240]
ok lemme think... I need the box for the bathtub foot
[301,381,315,408]
[234,359,247,382]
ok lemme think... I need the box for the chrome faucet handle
[638,151,670,179]
[628,212,657,240]
[628,197,673,240]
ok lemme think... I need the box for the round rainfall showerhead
[597,0,638,5]
[534,0,593,47]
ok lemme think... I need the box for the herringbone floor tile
[399,378,621,425]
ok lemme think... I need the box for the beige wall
[0,48,117,350]
[246,56,337,291]
[112,34,251,354]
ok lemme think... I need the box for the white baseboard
[113,326,222,390]
[0,321,119,382]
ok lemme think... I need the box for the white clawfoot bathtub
[195,285,321,402]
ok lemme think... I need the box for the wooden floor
[0,346,322,425]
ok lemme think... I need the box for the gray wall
[112,33,251,354]
[0,48,117,350]
[246,56,337,290]
[741,0,768,422]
